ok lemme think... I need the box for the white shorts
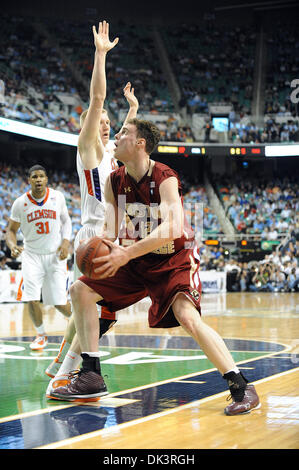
[17,250,69,306]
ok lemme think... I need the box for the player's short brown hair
[128,118,160,155]
[80,108,109,128]
[28,165,47,177]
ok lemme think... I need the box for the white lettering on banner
[200,271,226,293]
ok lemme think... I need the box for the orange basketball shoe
[30,335,48,351]
[46,373,72,400]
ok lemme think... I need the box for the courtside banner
[0,270,226,302]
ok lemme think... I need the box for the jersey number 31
[35,221,50,234]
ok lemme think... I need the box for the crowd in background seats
[0,14,298,144]
[228,118,299,144]
[199,235,299,292]
[264,20,299,117]
[163,16,256,116]
[216,174,299,237]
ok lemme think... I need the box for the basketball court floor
[0,292,298,450]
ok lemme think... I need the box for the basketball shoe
[46,373,72,399]
[49,369,108,402]
[30,335,48,350]
[224,384,260,415]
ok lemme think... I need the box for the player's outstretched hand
[93,20,119,54]
[123,82,139,110]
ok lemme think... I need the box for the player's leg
[55,303,72,318]
[70,280,103,352]
[172,294,260,415]
[45,317,115,398]
[49,268,147,402]
[172,294,236,373]
[27,300,48,350]
[20,251,48,350]
[45,310,116,379]
[45,315,76,378]
[46,226,118,377]
[48,280,108,401]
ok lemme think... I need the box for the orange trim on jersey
[26,188,50,206]
[84,170,93,196]
[16,277,23,301]
[100,305,117,321]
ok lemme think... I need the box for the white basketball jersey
[10,188,69,254]
[76,145,117,226]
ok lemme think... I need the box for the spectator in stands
[249,265,275,292]
[287,267,299,292]
[270,266,287,292]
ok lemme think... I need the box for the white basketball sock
[224,367,240,375]
[36,324,46,335]
[56,351,82,375]
[82,352,101,358]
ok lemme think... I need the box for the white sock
[225,367,240,375]
[36,324,46,335]
[56,351,82,376]
[82,351,101,358]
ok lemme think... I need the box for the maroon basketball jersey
[110,160,194,255]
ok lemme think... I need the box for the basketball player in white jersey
[6,165,72,350]
[45,21,139,397]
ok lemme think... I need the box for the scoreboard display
[155,143,299,158]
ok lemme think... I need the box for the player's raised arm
[78,21,119,168]
[122,82,139,126]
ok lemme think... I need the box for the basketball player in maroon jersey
[52,119,260,415]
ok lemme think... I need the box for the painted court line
[0,345,291,424]
[37,367,299,449]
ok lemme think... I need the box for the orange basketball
[76,236,110,279]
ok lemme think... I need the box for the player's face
[99,112,110,146]
[114,124,138,162]
[29,170,48,197]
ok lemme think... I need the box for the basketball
[76,236,110,279]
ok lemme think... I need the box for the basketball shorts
[79,245,202,328]
[73,223,117,322]
[17,250,69,305]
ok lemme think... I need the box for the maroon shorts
[79,247,202,328]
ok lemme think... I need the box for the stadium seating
[1,14,298,143]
